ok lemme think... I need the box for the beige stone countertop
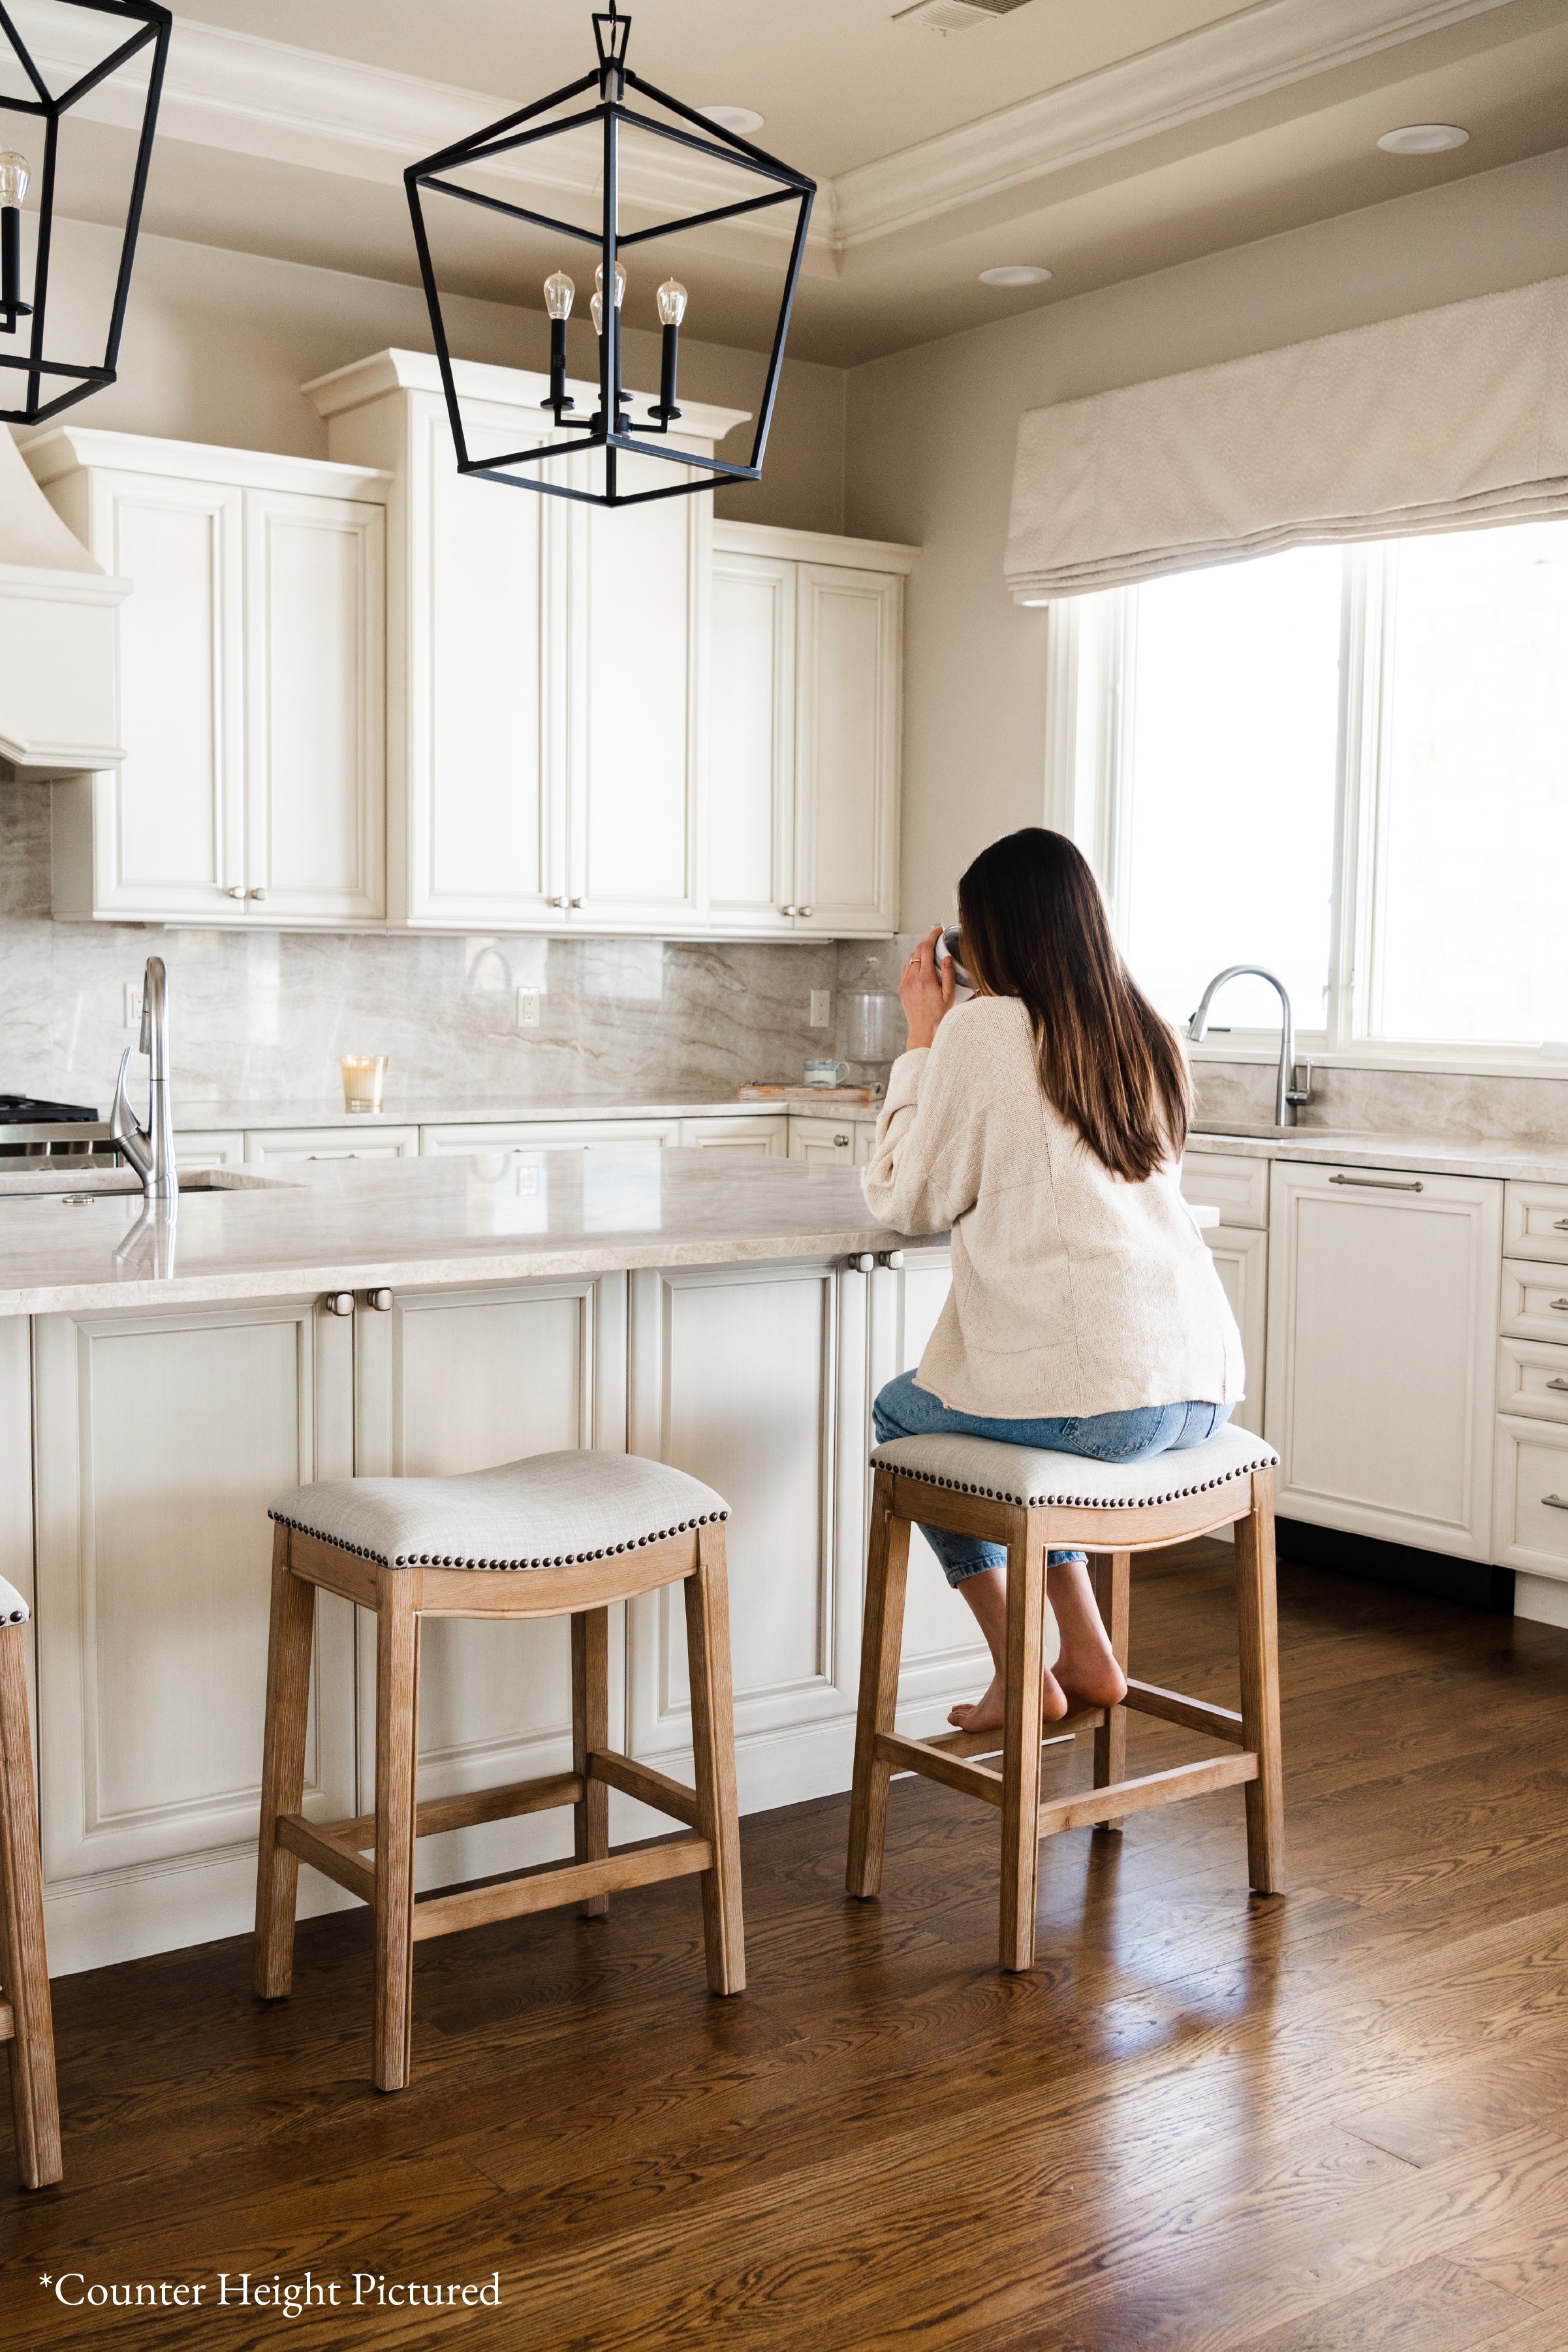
[1185,1126,1568,1183]
[169,1090,866,1132]
[0,1149,915,1318]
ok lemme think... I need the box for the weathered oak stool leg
[685,1524,745,1994]
[254,1527,315,2000]
[846,1473,912,1900]
[1234,1470,1285,1896]
[0,1601,61,2188]
[1092,1549,1132,1834]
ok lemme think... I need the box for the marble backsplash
[0,780,837,1113]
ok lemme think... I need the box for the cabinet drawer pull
[1328,1173,1423,1192]
[1549,1378,1568,1393]
[1554,1219,1568,1232]
[1544,1495,1568,1512]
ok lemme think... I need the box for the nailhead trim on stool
[0,1576,27,1626]
[269,1447,730,1570]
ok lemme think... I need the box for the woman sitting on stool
[863,827,1244,1735]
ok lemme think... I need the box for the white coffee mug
[804,1058,852,1088]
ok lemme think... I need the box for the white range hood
[0,426,129,780]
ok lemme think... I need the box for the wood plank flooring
[3,1540,1567,2350]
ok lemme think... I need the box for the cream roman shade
[1005,272,1568,602]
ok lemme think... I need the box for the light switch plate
[517,988,541,1030]
[123,982,143,1030]
[810,989,832,1028]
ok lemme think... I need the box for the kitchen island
[1,1148,979,1973]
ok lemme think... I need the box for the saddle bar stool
[0,1576,61,2187]
[255,1450,744,2092]
[847,1424,1284,1971]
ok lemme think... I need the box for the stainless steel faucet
[111,957,178,1200]
[7,955,179,1199]
[1188,964,1313,1128]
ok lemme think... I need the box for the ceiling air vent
[894,0,1035,29]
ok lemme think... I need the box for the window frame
[1043,537,1568,1079]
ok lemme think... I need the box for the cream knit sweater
[861,994,1244,1420]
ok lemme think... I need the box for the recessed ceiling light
[700,105,764,136]
[979,264,1052,287]
[1377,123,1469,155]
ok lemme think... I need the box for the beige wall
[29,217,847,535]
[845,146,1568,927]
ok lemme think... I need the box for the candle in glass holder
[340,1055,388,1114]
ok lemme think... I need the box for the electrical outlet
[810,989,832,1028]
[517,1165,539,1196]
[122,982,144,1030]
[517,988,541,1030]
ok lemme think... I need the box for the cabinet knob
[880,1249,906,1269]
[249,887,267,901]
[569,896,584,908]
[323,1291,354,1317]
[227,886,247,900]
[779,904,798,917]
[797,905,813,917]
[849,1253,875,1273]
[366,1287,393,1312]
[834,1133,850,1148]
[550,896,571,910]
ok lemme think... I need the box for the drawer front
[1504,1181,1568,1267]
[1181,1150,1269,1229]
[1496,1338,1568,1426]
[1499,1264,1568,1344]
[245,1124,420,1164]
[420,1120,680,1155]
[1494,1415,1568,1578]
[676,1116,787,1156]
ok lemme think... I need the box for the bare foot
[947,1664,1071,1735]
[1054,1652,1128,1712]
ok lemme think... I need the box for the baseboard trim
[1277,1518,1516,1616]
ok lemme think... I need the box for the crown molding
[5,0,1522,264]
[834,0,1521,246]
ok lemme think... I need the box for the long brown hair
[957,828,1189,1183]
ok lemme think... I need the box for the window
[1055,516,1568,1055]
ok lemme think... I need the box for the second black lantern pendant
[404,3,814,510]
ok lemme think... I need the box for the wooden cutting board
[737,1084,884,1107]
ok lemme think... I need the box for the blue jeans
[872,1370,1234,1587]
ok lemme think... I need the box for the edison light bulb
[590,289,603,336]
[544,270,574,321]
[656,279,688,328]
[595,258,626,309]
[0,152,28,208]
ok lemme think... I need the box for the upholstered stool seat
[0,1576,61,2186]
[847,1427,1285,1972]
[256,1451,744,2092]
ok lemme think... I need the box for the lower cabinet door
[31,1296,358,1973]
[787,1115,858,1165]
[1265,1163,1503,1557]
[1494,1414,1568,1578]
[866,1252,994,1729]
[1204,1223,1267,1439]
[624,1259,868,1813]
[352,1275,629,1890]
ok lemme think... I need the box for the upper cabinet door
[405,400,568,927]
[567,449,707,930]
[86,469,245,921]
[707,548,797,934]
[792,564,902,937]
[242,488,386,923]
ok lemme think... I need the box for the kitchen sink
[0,1167,302,1201]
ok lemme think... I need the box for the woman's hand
[898,926,957,1051]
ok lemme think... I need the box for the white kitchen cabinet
[353,1274,628,1891]
[708,522,915,940]
[788,1113,878,1167]
[1182,1149,1269,1229]
[1265,1162,1503,1560]
[244,1125,419,1166]
[29,1295,358,1973]
[1204,1224,1268,1440]
[625,1258,869,1814]
[307,351,744,934]
[676,1116,788,1155]
[1494,1415,1568,1579]
[25,429,388,927]
[173,1128,246,1171]
[865,1249,995,1731]
[420,1119,680,1156]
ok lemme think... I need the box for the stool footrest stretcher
[1123,1679,1247,1745]
[1037,1751,1257,1837]
[410,1837,714,1943]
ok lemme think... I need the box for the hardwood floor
[4,1540,1567,2350]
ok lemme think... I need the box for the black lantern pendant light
[405,4,815,509]
[0,0,172,426]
